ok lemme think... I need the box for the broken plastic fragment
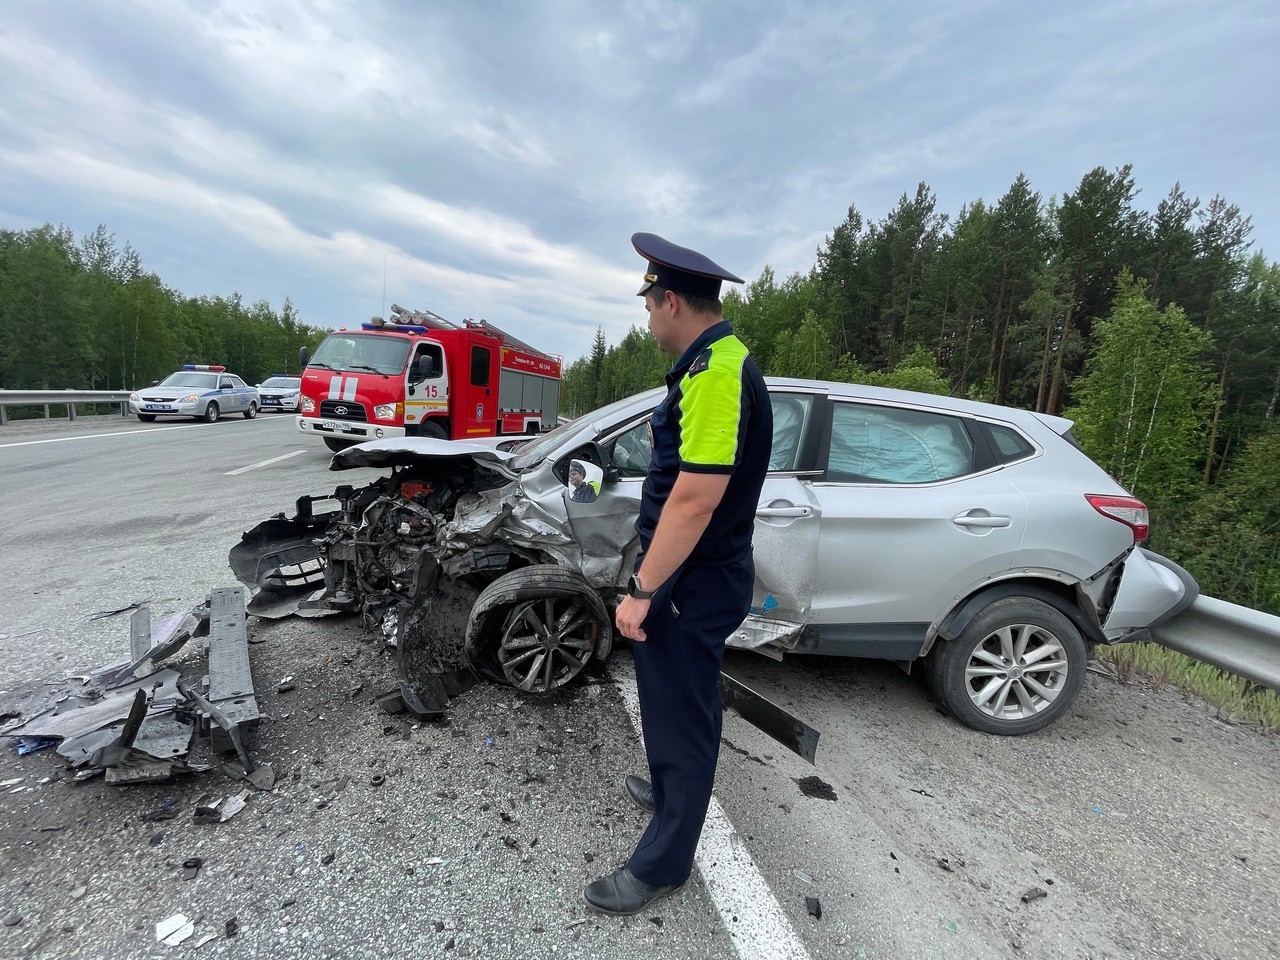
[805,897,822,919]
[156,913,195,945]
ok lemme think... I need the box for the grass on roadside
[1097,641,1280,733]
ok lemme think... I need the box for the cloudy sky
[1,1,1275,363]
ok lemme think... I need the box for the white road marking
[0,417,292,449]
[224,449,307,475]
[613,660,812,960]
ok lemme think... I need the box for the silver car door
[809,399,1027,636]
[563,417,650,587]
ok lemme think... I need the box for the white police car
[129,365,261,423]
[256,375,301,413]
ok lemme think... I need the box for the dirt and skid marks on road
[720,651,1280,960]
[0,617,740,960]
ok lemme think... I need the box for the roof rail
[464,318,555,360]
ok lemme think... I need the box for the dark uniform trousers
[627,552,753,887]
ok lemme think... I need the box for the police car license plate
[145,404,172,411]
[263,398,279,405]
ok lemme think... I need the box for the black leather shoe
[625,775,654,814]
[584,867,683,916]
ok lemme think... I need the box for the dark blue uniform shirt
[635,320,772,567]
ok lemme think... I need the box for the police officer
[584,234,772,915]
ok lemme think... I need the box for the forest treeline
[0,224,330,392]
[561,166,1280,617]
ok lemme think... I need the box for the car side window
[768,393,813,471]
[987,423,1035,465]
[219,377,233,390]
[826,402,975,484]
[230,376,247,389]
[610,420,653,479]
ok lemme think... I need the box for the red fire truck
[296,305,562,451]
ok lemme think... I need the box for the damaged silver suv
[231,378,1197,736]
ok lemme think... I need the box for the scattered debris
[649,916,664,928]
[156,913,195,946]
[806,897,822,919]
[277,677,296,693]
[225,918,239,938]
[193,933,217,948]
[322,853,336,865]
[794,869,814,883]
[194,790,250,824]
[3,915,21,928]
[71,886,87,900]
[796,775,837,801]
[89,599,152,621]
[910,788,936,798]
[370,774,385,787]
[0,589,267,789]
[182,858,202,881]
[1021,887,1048,903]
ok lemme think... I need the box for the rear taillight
[1086,495,1149,543]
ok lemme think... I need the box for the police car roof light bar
[183,364,226,372]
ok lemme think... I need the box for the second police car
[256,375,302,413]
[129,365,261,423]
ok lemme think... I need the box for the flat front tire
[243,402,258,419]
[932,596,1087,735]
[202,402,220,424]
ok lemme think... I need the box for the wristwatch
[626,574,655,600]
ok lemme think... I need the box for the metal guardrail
[0,389,133,425]
[1150,595,1280,692]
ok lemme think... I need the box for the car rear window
[826,403,974,484]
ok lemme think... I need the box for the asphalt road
[0,414,1277,960]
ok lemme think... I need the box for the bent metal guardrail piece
[1149,595,1280,692]
[0,388,133,424]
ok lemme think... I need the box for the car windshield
[510,392,660,471]
[261,377,300,389]
[308,333,412,376]
[158,372,219,389]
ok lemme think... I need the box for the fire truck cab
[297,305,562,451]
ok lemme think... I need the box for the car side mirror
[565,458,603,504]
[150,380,160,387]
[299,346,310,369]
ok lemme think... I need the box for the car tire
[418,420,447,440]
[243,401,258,420]
[323,437,357,452]
[932,596,1087,735]
[136,414,156,422]
[203,402,220,424]
[465,565,612,694]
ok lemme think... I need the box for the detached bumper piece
[0,587,269,788]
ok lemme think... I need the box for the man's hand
[615,595,650,642]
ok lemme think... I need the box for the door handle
[756,504,812,518]
[953,513,1012,528]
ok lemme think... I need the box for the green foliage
[770,311,837,380]
[1067,271,1214,503]
[861,346,950,395]
[0,224,328,395]
[1155,427,1280,614]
